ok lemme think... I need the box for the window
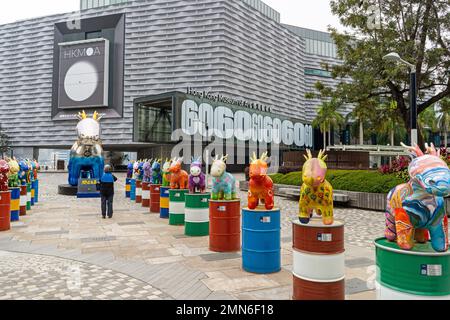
[86,31,102,40]
[305,68,332,78]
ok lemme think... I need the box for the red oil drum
[142,182,150,208]
[135,180,142,204]
[209,199,241,252]
[0,191,11,232]
[150,184,161,213]
[292,218,345,300]
[19,185,27,216]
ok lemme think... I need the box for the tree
[313,1,450,146]
[375,100,407,146]
[0,124,10,158]
[418,105,439,143]
[312,98,345,148]
[438,98,450,147]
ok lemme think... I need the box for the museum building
[0,0,344,161]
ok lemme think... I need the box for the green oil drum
[26,183,31,211]
[169,189,189,226]
[375,238,450,300]
[184,193,210,237]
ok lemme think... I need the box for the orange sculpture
[248,152,274,210]
[169,157,189,189]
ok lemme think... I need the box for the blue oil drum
[33,179,39,203]
[242,207,281,274]
[30,181,35,206]
[125,178,131,198]
[130,179,136,201]
[160,187,170,219]
[9,187,20,222]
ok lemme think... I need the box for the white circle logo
[86,48,94,56]
[64,61,98,102]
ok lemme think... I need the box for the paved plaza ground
[0,172,386,300]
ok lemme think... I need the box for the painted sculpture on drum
[18,160,29,186]
[151,160,163,185]
[385,143,450,252]
[162,159,172,187]
[248,152,274,210]
[168,158,189,189]
[127,162,134,179]
[68,111,105,186]
[211,155,236,200]
[0,159,9,192]
[189,157,206,194]
[6,158,20,188]
[143,159,153,183]
[33,160,40,180]
[299,150,334,225]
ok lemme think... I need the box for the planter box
[239,181,387,212]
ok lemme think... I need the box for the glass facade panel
[136,103,173,144]
[305,68,332,78]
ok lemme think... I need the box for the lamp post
[193,119,210,189]
[383,52,418,145]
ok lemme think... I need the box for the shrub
[277,166,298,175]
[378,156,410,181]
[269,170,406,194]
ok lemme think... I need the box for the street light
[193,119,210,189]
[383,52,418,145]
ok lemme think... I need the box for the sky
[0,0,343,32]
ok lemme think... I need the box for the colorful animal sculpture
[18,160,29,186]
[68,111,105,186]
[385,143,450,252]
[127,162,134,179]
[151,160,163,185]
[133,161,140,180]
[33,160,40,180]
[6,158,20,188]
[28,160,36,181]
[189,157,206,194]
[162,159,172,187]
[210,155,236,200]
[248,152,274,210]
[299,150,334,225]
[168,158,189,189]
[0,160,9,192]
[143,159,153,183]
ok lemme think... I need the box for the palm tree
[418,106,439,143]
[312,99,345,148]
[438,98,450,147]
[375,101,406,146]
[346,101,374,145]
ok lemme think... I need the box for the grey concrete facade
[0,0,343,151]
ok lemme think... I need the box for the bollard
[242,207,281,274]
[375,237,450,300]
[169,189,189,226]
[160,187,170,219]
[142,182,150,208]
[150,184,161,213]
[19,185,27,216]
[292,219,345,300]
[209,199,241,252]
[0,191,11,231]
[9,187,20,222]
[185,193,210,237]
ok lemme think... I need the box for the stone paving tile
[0,172,401,300]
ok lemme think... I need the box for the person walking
[99,165,118,219]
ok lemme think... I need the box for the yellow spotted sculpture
[299,150,334,225]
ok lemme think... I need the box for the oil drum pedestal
[0,191,11,231]
[150,184,161,213]
[209,199,241,252]
[130,179,136,201]
[292,218,345,300]
[135,180,143,204]
[19,185,27,216]
[185,193,210,237]
[169,189,189,225]
[125,178,131,198]
[9,187,20,222]
[242,206,281,274]
[375,238,450,300]
[160,187,170,219]
[142,182,150,208]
